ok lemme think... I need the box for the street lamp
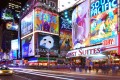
[46,49,50,69]
[46,47,52,69]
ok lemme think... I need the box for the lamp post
[46,49,50,69]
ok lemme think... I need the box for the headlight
[0,71,3,74]
[9,70,13,73]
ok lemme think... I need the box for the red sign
[102,38,115,46]
[118,32,120,55]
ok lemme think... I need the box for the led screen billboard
[22,35,34,57]
[35,33,59,56]
[11,39,18,50]
[1,9,14,20]
[34,8,59,34]
[60,16,72,52]
[72,0,90,49]
[10,50,17,59]
[6,22,18,31]
[21,11,34,37]
[90,0,118,44]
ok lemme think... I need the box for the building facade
[67,0,120,66]
[20,0,59,66]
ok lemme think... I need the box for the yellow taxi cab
[0,66,13,75]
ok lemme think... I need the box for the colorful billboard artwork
[6,22,18,31]
[60,17,72,51]
[21,11,34,37]
[22,35,34,57]
[72,0,90,49]
[1,9,14,20]
[10,50,17,59]
[37,34,59,56]
[90,8,118,44]
[34,8,59,34]
[90,0,117,17]
[60,31,72,51]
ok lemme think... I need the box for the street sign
[35,55,40,57]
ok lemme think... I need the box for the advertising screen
[6,22,18,31]
[35,33,59,56]
[34,8,59,34]
[10,50,17,59]
[72,0,90,49]
[22,35,34,57]
[60,16,72,52]
[1,9,14,20]
[11,39,18,50]
[90,0,118,44]
[21,11,34,37]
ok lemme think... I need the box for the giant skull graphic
[40,36,54,49]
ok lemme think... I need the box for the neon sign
[66,45,102,58]
[102,38,115,46]
[61,17,72,30]
[91,0,117,17]
[66,48,101,58]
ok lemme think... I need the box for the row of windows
[39,0,56,8]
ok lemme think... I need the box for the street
[0,68,120,80]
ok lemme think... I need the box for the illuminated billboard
[22,35,34,57]
[11,39,18,50]
[10,50,17,59]
[60,17,72,52]
[1,9,14,20]
[72,0,90,49]
[6,22,18,31]
[35,33,59,56]
[21,11,34,37]
[90,0,118,44]
[34,8,59,34]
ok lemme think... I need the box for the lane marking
[15,70,75,80]
[15,69,86,79]
[12,68,120,79]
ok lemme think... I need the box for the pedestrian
[84,65,88,73]
[88,65,92,73]
[95,64,99,74]
[79,65,82,72]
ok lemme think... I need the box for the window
[39,0,48,4]
[49,1,56,7]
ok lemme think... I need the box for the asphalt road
[0,68,120,80]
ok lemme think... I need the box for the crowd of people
[67,63,120,75]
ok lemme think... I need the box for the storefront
[67,45,105,65]
[28,57,57,66]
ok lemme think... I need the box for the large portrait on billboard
[35,33,59,56]
[21,11,34,37]
[90,0,118,44]
[22,35,34,57]
[34,8,59,34]
[72,0,90,49]
[60,16,72,52]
